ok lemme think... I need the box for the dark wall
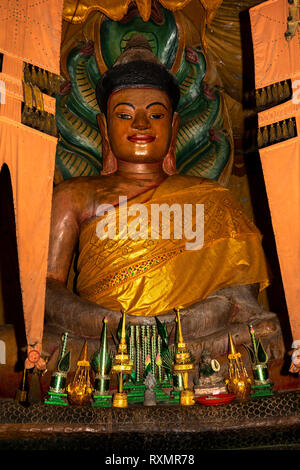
[0,164,26,370]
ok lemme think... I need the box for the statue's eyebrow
[146,102,168,110]
[113,102,135,110]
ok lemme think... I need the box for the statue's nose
[132,110,150,130]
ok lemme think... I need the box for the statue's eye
[117,113,132,120]
[150,113,164,120]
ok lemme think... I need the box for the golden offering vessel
[67,341,93,405]
[226,332,252,399]
[111,311,133,408]
[173,308,195,406]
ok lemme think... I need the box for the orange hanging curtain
[258,120,300,343]
[0,118,57,369]
[0,0,64,369]
[0,0,64,73]
[250,0,299,89]
[250,0,300,344]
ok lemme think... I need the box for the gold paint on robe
[76,175,269,316]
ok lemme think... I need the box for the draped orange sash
[77,175,269,316]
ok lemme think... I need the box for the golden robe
[77,175,269,316]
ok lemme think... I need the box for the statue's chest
[89,182,155,220]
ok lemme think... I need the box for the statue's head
[95,35,180,175]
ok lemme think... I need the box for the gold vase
[113,391,128,408]
[180,389,195,406]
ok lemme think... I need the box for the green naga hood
[55,6,232,183]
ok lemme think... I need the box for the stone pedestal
[1,390,300,451]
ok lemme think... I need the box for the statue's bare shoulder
[48,176,108,281]
[52,175,116,226]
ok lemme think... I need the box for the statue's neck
[115,159,167,184]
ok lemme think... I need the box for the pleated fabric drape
[0,0,64,368]
[250,0,300,343]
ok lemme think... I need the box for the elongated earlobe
[162,152,177,175]
[97,114,118,175]
[163,112,180,176]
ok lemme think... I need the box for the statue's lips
[127,135,155,144]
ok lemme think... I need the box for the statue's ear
[97,113,118,175]
[162,112,180,176]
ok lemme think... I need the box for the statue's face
[106,87,173,164]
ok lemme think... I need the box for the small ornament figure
[172,315,185,392]
[194,349,227,397]
[111,311,133,408]
[244,324,273,397]
[91,318,112,394]
[289,341,300,374]
[45,332,70,406]
[67,341,93,405]
[155,352,163,383]
[15,367,29,405]
[155,316,173,384]
[144,372,157,406]
[173,308,195,405]
[91,317,113,406]
[226,332,252,399]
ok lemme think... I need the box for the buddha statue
[193,349,227,396]
[45,35,282,367]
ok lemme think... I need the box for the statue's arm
[47,182,80,284]
[45,277,114,333]
[45,182,122,333]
